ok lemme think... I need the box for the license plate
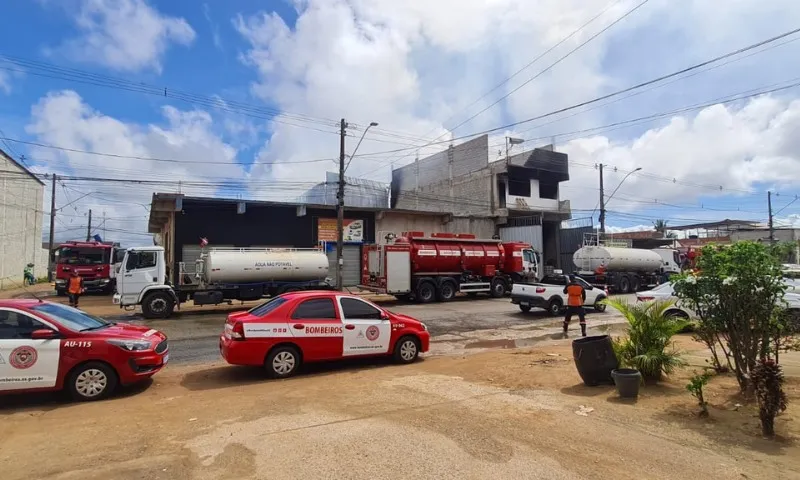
[162,354,169,365]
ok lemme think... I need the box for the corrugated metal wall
[499,225,544,254]
[559,225,594,273]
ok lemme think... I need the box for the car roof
[0,298,47,309]
[280,290,359,301]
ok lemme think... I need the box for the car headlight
[108,339,152,351]
[420,322,428,331]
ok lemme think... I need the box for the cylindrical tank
[397,236,505,274]
[573,246,663,273]
[203,249,329,283]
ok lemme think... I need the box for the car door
[338,297,391,357]
[0,308,62,391]
[575,278,600,305]
[288,297,343,361]
[119,250,159,304]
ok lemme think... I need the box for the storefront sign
[318,218,364,243]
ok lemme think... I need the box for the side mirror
[380,311,390,320]
[31,329,59,340]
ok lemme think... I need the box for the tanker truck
[360,231,541,302]
[572,246,681,293]
[113,246,331,319]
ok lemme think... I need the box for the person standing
[562,276,587,337]
[67,271,85,308]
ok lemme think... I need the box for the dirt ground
[1,335,798,480]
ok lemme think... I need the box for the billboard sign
[318,218,364,243]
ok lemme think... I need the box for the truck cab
[113,247,174,318]
[521,248,541,281]
[54,241,121,295]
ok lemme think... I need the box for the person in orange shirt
[562,276,587,337]
[67,270,85,308]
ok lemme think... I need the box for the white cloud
[57,0,196,73]
[26,90,245,246]
[0,71,10,94]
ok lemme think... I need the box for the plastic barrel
[571,335,619,386]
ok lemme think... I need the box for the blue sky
[2,0,800,245]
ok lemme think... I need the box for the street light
[599,166,642,235]
[505,136,525,163]
[344,122,379,173]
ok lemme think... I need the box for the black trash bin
[572,335,619,386]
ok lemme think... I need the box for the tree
[673,242,788,394]
[652,219,677,239]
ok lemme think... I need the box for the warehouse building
[0,148,48,289]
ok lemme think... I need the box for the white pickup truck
[510,274,609,316]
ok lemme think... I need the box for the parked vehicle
[113,246,332,319]
[219,291,430,378]
[54,240,123,295]
[0,299,168,401]
[573,246,681,293]
[360,231,540,303]
[511,274,608,315]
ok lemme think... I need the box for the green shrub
[605,298,687,382]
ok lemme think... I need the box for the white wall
[504,178,560,211]
[0,152,47,289]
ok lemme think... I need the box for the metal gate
[559,218,594,274]
[326,244,361,287]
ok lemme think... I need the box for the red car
[220,291,430,378]
[0,299,168,401]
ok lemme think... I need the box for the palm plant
[605,298,687,382]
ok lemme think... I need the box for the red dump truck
[360,231,541,303]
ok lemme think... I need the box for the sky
[2,0,800,245]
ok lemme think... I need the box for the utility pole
[598,163,606,235]
[47,173,57,281]
[336,118,347,291]
[768,190,774,244]
[86,209,92,241]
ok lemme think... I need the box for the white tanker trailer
[113,246,332,319]
[572,246,682,294]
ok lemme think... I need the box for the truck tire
[630,275,641,292]
[142,291,175,319]
[519,304,532,313]
[489,278,506,298]
[618,276,631,294]
[437,280,457,302]
[547,298,563,316]
[416,281,436,303]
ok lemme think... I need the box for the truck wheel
[618,276,631,294]
[547,299,563,316]
[142,292,175,319]
[437,281,457,302]
[67,361,118,401]
[630,276,641,292]
[489,278,506,298]
[416,282,436,303]
[519,304,532,313]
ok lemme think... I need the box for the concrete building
[0,148,48,289]
[391,134,572,268]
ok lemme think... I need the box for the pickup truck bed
[511,275,607,316]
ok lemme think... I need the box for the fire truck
[361,232,540,302]
[54,241,122,295]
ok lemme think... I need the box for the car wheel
[519,304,532,313]
[666,310,689,320]
[68,362,118,401]
[547,299,563,316]
[416,281,436,304]
[594,298,607,312]
[142,291,175,319]
[437,281,457,302]
[265,345,301,379]
[490,278,506,298]
[393,336,421,364]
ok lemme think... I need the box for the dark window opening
[539,182,558,200]
[508,178,531,197]
[292,298,338,320]
[340,298,383,319]
[498,179,506,208]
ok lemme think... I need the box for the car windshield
[31,303,110,332]
[248,297,287,317]
[57,247,109,265]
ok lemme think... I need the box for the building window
[539,182,558,200]
[508,178,531,197]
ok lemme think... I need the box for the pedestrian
[67,270,85,308]
[562,275,587,337]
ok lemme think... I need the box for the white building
[0,148,49,289]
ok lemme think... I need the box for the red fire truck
[54,241,122,295]
[360,232,540,303]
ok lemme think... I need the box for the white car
[511,274,608,316]
[637,281,800,320]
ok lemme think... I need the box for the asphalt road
[121,296,626,365]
